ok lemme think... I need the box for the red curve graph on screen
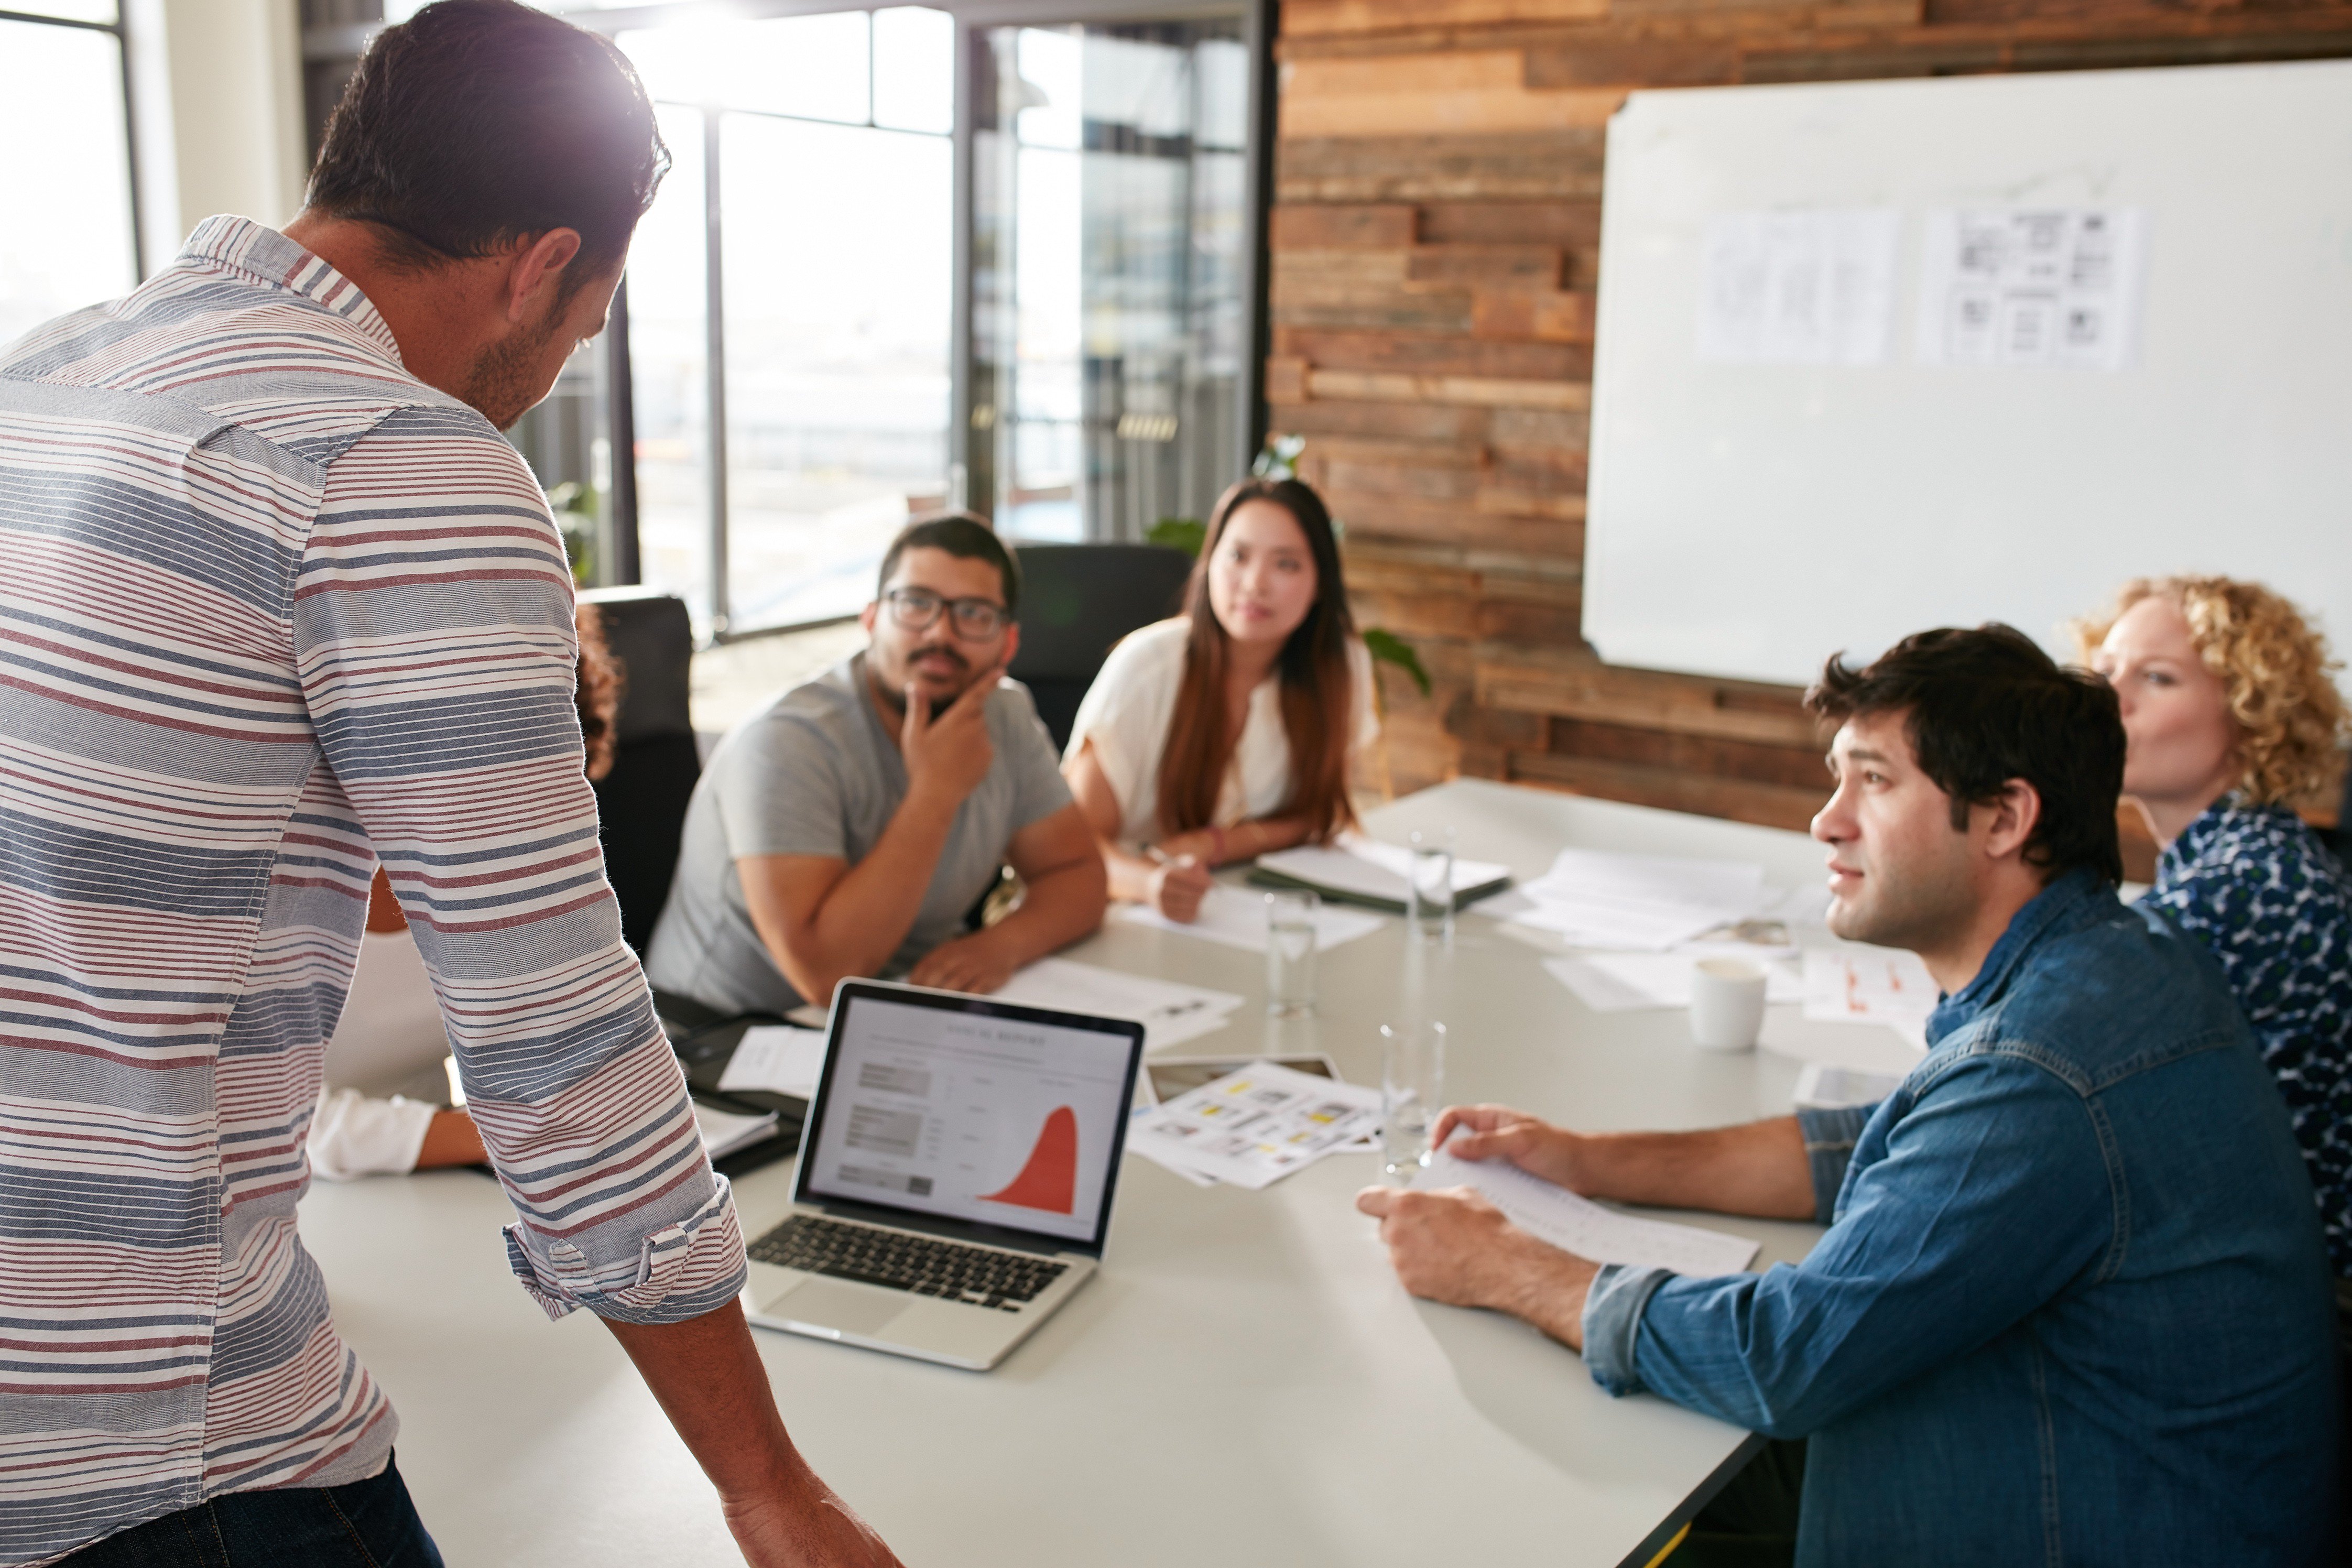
[979,1106,1079,1214]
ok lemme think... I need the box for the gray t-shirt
[645,653,1073,1016]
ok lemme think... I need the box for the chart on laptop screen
[805,997,1132,1244]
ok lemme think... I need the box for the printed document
[993,956,1245,1052]
[1116,884,1386,953]
[1696,208,1901,366]
[1915,208,2146,371]
[718,1025,831,1098]
[1421,1141,1759,1277]
[1477,848,1770,950]
[694,1103,780,1160]
[1129,1061,1381,1190]
[1803,948,1938,1049]
[1256,835,1512,906]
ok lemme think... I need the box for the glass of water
[1265,889,1320,1017]
[1380,1019,1447,1180]
[1406,827,1455,945]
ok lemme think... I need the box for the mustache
[906,643,970,671]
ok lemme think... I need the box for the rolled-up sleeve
[294,408,746,1325]
[1605,1059,2109,1439]
[1796,1103,1876,1222]
[1582,1264,1672,1395]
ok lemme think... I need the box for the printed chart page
[803,996,1135,1244]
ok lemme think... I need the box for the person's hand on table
[1354,1183,1599,1351]
[1148,853,1213,922]
[1431,1103,1593,1192]
[720,1456,903,1568]
[907,930,1019,994]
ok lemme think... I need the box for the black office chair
[1006,542,1195,752]
[582,587,701,955]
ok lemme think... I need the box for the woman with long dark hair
[1063,477,1378,921]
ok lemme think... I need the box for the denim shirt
[1582,869,2338,1567]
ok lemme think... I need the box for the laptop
[741,978,1146,1371]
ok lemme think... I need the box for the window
[0,3,141,347]
[306,0,1266,640]
[618,8,956,638]
[973,20,1253,545]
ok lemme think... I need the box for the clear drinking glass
[1380,1019,1447,1180]
[1265,890,1320,1018]
[1406,827,1455,945]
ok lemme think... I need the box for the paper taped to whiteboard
[1915,208,2146,370]
[1696,208,1901,365]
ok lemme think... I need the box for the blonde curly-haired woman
[2079,578,2352,1278]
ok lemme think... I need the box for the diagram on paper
[1914,208,2146,371]
[1695,208,1901,366]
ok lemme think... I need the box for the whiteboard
[1583,61,2352,688]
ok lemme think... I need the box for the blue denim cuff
[1582,1264,1673,1396]
[1796,1103,1876,1223]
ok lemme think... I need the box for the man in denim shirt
[1359,627,2337,1565]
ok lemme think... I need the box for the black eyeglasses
[883,587,1011,639]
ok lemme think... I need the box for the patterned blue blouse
[2144,798,2352,1276]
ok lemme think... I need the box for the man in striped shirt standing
[0,3,899,1563]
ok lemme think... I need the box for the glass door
[970,17,1252,543]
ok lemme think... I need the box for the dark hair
[1157,478,1359,844]
[1805,624,2125,885]
[574,601,624,782]
[876,512,1021,616]
[306,0,668,291]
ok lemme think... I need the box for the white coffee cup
[1690,959,1768,1052]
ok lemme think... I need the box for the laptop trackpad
[775,1278,909,1336]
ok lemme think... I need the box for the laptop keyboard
[749,1214,1068,1311]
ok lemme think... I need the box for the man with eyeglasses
[648,514,1108,1020]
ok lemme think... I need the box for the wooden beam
[1276,128,1607,203]
[1269,203,1420,249]
[1270,398,1495,442]
[1303,367,1593,408]
[1471,288,1598,341]
[1281,51,1628,139]
[1286,0,1608,39]
[1406,244,1567,288]
[1476,654,1821,746]
[1418,201,1603,247]
[1277,325,1593,381]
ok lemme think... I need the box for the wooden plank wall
[1278,0,2352,865]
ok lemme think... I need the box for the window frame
[299,0,1273,643]
[2,3,148,283]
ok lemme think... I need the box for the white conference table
[301,778,1921,1567]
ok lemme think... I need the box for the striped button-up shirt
[0,216,746,1564]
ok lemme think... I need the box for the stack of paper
[1420,1141,1759,1277]
[1116,884,1386,953]
[1254,834,1512,911]
[717,1025,831,1098]
[1474,848,1772,951]
[993,956,1247,1052]
[1542,953,1804,1014]
[1128,1060,1381,1190]
[693,1102,780,1160]
[1802,948,1939,1049]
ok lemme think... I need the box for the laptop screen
[796,984,1143,1251]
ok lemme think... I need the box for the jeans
[58,1454,442,1567]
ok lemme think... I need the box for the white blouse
[1064,617,1381,847]
[308,928,452,1180]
